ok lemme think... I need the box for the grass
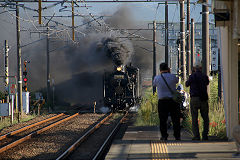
[182,100,227,139]
[0,113,37,130]
[136,74,227,139]
[135,88,159,126]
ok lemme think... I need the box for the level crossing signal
[23,61,30,92]
[23,71,27,76]
[23,77,28,83]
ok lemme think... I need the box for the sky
[0,0,215,52]
[0,0,216,73]
[0,0,215,105]
[82,1,214,22]
[39,0,215,24]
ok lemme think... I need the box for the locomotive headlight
[117,66,122,71]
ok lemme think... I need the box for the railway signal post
[23,61,29,92]
[4,40,9,103]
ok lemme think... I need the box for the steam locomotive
[103,64,140,111]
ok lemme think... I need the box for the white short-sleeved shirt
[153,73,179,99]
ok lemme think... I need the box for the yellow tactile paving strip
[151,141,182,160]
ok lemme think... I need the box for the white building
[213,0,240,139]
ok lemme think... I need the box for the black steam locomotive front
[103,65,139,111]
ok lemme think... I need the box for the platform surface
[105,126,238,160]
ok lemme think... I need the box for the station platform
[105,126,239,160]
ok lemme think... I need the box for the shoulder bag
[161,74,183,104]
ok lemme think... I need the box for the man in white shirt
[153,63,181,140]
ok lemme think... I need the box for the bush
[182,75,227,139]
[0,91,5,100]
[135,92,159,126]
[136,74,227,139]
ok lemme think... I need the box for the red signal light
[23,78,28,82]
[197,53,200,57]
[23,71,27,76]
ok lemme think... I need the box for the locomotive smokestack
[101,37,133,67]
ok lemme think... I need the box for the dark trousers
[190,97,209,138]
[158,99,181,139]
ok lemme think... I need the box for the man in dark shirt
[185,65,209,140]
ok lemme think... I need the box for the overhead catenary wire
[2,1,109,53]
[154,3,160,21]
[1,1,81,44]
[74,0,153,40]
[0,0,167,46]
[171,3,177,24]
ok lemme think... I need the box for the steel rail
[0,113,79,154]
[92,112,128,160]
[56,113,113,160]
[0,113,65,141]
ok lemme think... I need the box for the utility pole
[202,0,209,76]
[180,0,186,81]
[169,48,172,69]
[4,40,9,103]
[16,2,23,119]
[191,18,195,70]
[72,0,75,41]
[218,48,222,100]
[38,0,42,24]
[177,39,181,74]
[186,0,191,75]
[153,21,156,94]
[46,24,51,111]
[165,1,168,64]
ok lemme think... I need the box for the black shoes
[160,137,181,141]
[160,137,168,140]
[160,133,168,140]
[192,136,208,140]
[202,136,208,140]
[192,137,200,140]
[160,134,181,141]
[175,137,181,140]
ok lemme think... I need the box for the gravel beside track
[0,113,104,159]
[0,114,58,135]
[67,114,121,160]
[67,113,136,160]
[0,114,68,148]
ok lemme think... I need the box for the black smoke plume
[0,6,164,108]
[101,37,133,66]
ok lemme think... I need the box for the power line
[171,4,177,24]
[0,0,167,45]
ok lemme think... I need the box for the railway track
[56,112,129,160]
[0,113,77,153]
[0,112,132,159]
[0,113,105,159]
